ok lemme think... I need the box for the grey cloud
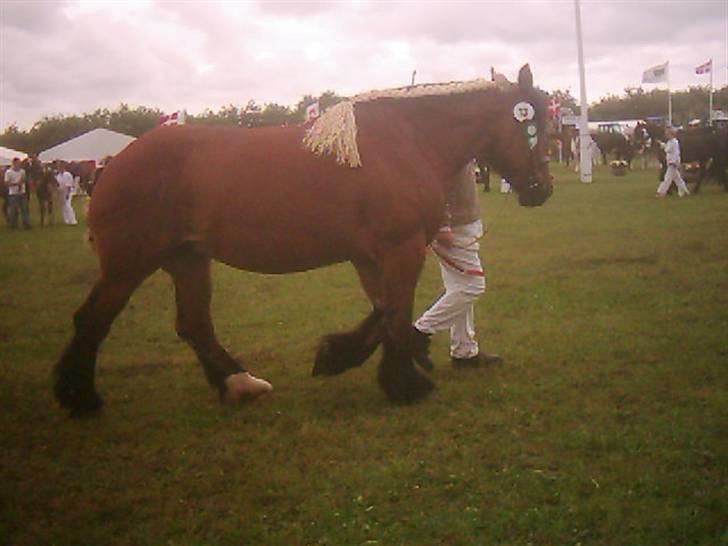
[1,0,725,130]
[254,0,340,17]
[0,0,65,34]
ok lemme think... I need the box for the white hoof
[224,372,273,403]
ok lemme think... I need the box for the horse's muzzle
[518,176,553,207]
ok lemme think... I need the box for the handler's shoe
[224,372,272,403]
[411,326,435,371]
[452,352,503,368]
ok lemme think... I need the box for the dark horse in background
[67,160,96,195]
[54,65,553,418]
[638,121,728,192]
[548,123,577,166]
[590,130,635,167]
[22,156,56,226]
[36,165,58,226]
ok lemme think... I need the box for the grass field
[1,164,726,546]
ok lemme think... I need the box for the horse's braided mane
[303,74,514,168]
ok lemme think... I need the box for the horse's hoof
[312,333,378,376]
[378,361,435,403]
[55,381,104,418]
[312,338,334,376]
[223,372,272,404]
[68,401,104,419]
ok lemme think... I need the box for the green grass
[1,165,726,545]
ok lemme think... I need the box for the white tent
[39,128,135,163]
[0,145,28,166]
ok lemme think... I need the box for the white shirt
[55,171,74,190]
[664,137,681,165]
[4,167,26,196]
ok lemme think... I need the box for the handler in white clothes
[656,127,690,198]
[54,161,78,225]
[412,161,502,369]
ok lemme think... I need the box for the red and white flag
[695,59,712,75]
[547,96,561,119]
[305,101,320,122]
[160,110,186,126]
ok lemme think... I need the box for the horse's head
[632,122,648,147]
[478,64,552,207]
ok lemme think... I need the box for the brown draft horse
[54,64,553,417]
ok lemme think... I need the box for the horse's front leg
[313,307,384,376]
[313,257,388,376]
[693,162,706,193]
[38,196,45,227]
[375,232,435,403]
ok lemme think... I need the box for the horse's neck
[365,90,505,179]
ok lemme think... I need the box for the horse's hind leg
[313,261,385,376]
[376,232,434,403]
[37,196,45,226]
[162,249,271,403]
[54,276,142,417]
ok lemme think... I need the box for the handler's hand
[434,227,454,248]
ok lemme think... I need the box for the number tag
[513,101,535,122]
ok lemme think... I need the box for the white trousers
[657,164,690,197]
[415,220,486,359]
[57,187,77,225]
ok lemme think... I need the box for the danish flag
[159,110,186,126]
[548,96,561,119]
[305,101,320,122]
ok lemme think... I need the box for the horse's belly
[209,229,350,274]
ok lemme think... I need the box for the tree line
[2,86,726,156]
[551,85,727,123]
[0,91,343,156]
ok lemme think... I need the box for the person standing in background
[54,160,78,225]
[4,158,31,229]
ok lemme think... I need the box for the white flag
[642,62,669,84]
[305,101,320,122]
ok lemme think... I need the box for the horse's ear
[518,64,533,91]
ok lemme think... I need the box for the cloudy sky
[1,0,726,130]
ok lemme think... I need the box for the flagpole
[709,59,714,125]
[574,0,592,184]
[667,61,672,126]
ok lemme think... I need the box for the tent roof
[0,145,28,166]
[39,128,135,162]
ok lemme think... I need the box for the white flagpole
[558,113,563,164]
[709,60,714,125]
[574,0,592,183]
[667,61,672,126]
